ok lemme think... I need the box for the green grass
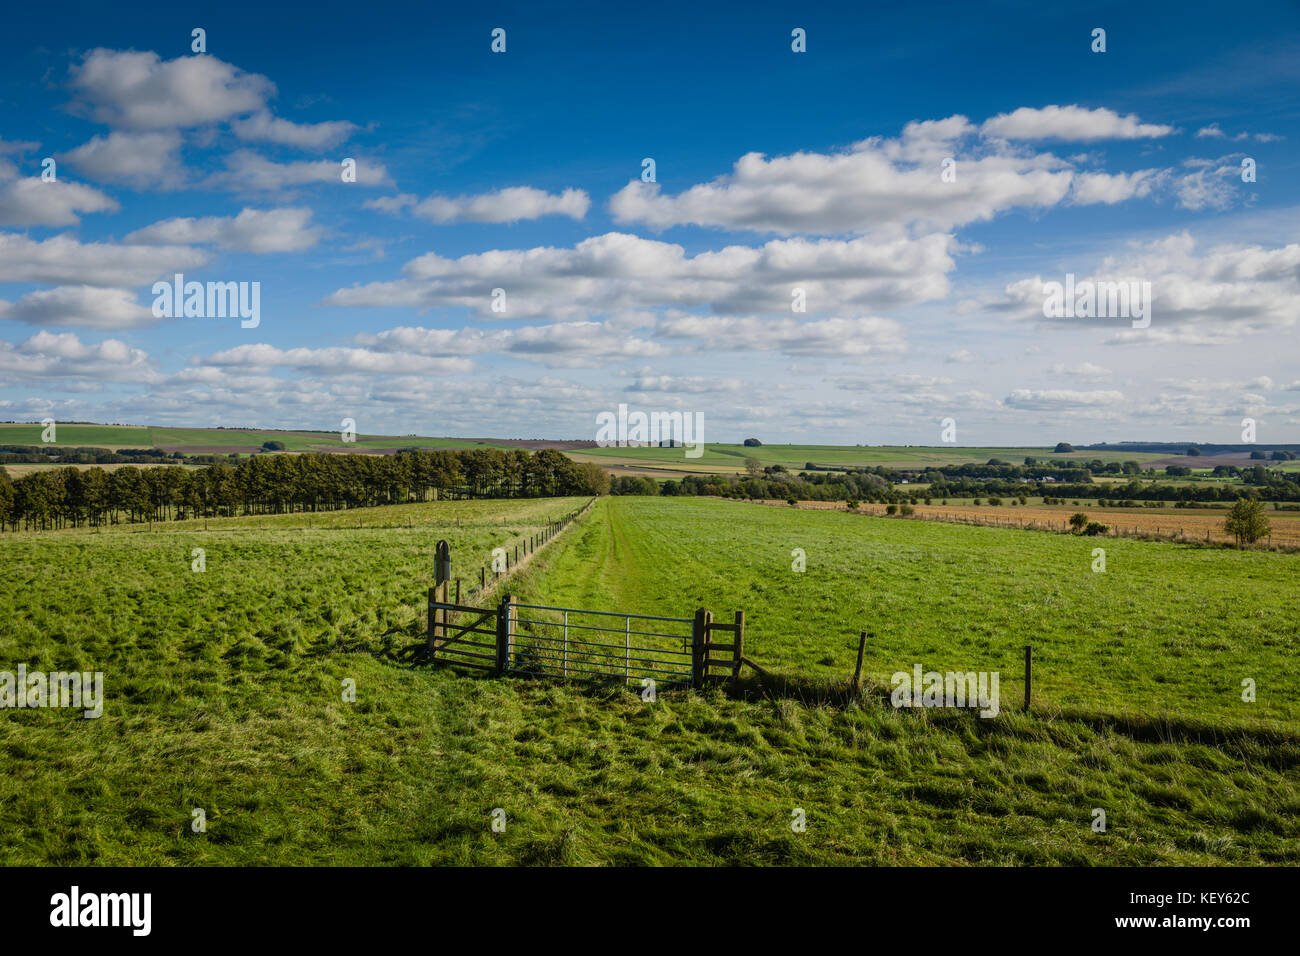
[0,422,525,454]
[2,496,1297,865]
[0,423,154,448]
[514,498,1299,727]
[568,443,1172,475]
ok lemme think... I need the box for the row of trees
[0,448,609,531]
[610,469,1300,506]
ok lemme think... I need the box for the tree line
[0,448,609,531]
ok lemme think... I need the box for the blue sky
[1,0,1298,444]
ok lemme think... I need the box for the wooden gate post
[429,539,451,653]
[691,608,711,689]
[731,610,745,680]
[495,593,513,675]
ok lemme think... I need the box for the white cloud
[1069,169,1164,205]
[611,132,1072,234]
[352,320,670,369]
[1173,156,1243,211]
[0,233,209,286]
[655,314,906,357]
[1050,362,1112,381]
[0,286,155,329]
[980,106,1175,141]
[0,177,119,226]
[989,234,1300,337]
[126,207,321,253]
[205,149,391,190]
[609,108,1173,235]
[0,330,156,383]
[232,111,357,149]
[364,186,591,224]
[69,49,273,130]
[60,131,185,188]
[325,231,956,319]
[1004,388,1125,410]
[198,343,474,375]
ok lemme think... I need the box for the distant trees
[261,441,286,451]
[743,438,763,447]
[0,448,608,532]
[1054,442,1075,453]
[610,476,658,495]
[744,456,762,478]
[1186,447,1201,456]
[1224,498,1269,546]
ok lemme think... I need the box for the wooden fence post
[853,631,867,691]
[1024,645,1032,713]
[732,610,745,679]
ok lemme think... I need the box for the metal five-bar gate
[425,540,743,689]
[428,593,744,690]
[509,603,694,687]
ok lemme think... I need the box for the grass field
[754,498,1300,548]
[2,423,1187,475]
[565,443,1174,475]
[0,423,522,454]
[2,496,1297,865]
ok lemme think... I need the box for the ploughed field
[1,495,1296,865]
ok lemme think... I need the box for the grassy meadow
[1,495,1297,865]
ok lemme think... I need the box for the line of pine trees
[0,448,610,531]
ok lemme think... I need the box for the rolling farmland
[3,495,1296,866]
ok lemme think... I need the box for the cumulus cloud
[324,231,956,319]
[980,106,1175,141]
[60,131,185,188]
[198,343,474,375]
[655,313,906,357]
[1050,362,1112,381]
[126,207,321,253]
[367,186,590,224]
[989,233,1300,337]
[0,330,156,383]
[1004,388,1125,410]
[1069,169,1164,205]
[0,286,156,329]
[231,111,357,149]
[609,108,1173,235]
[69,49,273,130]
[351,320,670,369]
[205,149,391,190]
[0,177,119,226]
[0,233,209,286]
